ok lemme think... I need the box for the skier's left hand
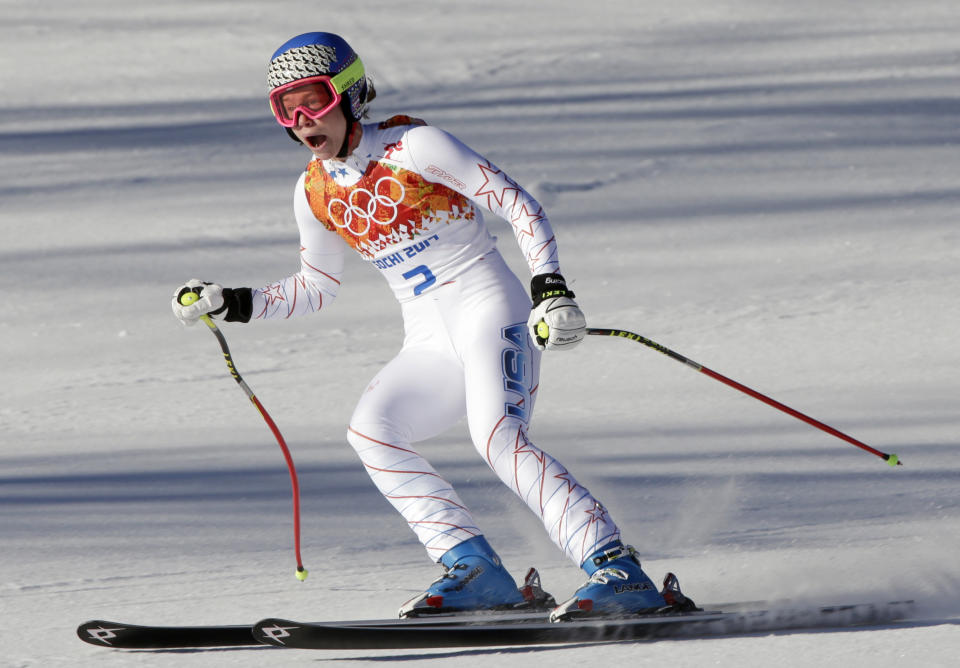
[527,273,586,351]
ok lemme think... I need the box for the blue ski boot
[550,541,674,621]
[399,536,529,617]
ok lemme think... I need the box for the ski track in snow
[2,2,959,666]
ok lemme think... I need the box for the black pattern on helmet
[268,32,372,126]
[267,44,338,89]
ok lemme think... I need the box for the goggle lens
[270,78,340,127]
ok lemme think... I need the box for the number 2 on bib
[402,264,436,296]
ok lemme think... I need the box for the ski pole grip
[179,291,200,306]
[179,290,216,328]
[536,321,550,342]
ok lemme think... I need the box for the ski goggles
[268,57,365,128]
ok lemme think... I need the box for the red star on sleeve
[474,161,521,210]
[510,202,545,238]
[262,283,287,306]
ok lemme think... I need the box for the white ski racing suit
[252,115,621,566]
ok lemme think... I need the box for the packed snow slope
[2,1,958,666]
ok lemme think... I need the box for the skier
[172,32,694,621]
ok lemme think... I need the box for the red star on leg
[579,502,613,562]
[554,469,580,494]
[584,502,608,526]
[513,428,546,501]
[513,428,545,463]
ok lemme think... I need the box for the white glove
[527,273,586,351]
[171,279,225,326]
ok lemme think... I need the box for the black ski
[253,600,914,650]
[75,609,549,649]
[253,611,718,649]
[77,620,259,649]
[78,600,913,650]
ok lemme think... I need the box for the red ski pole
[179,292,309,579]
[586,327,901,466]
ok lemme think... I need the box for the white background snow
[2,1,959,666]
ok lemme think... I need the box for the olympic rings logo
[327,176,406,237]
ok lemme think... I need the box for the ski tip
[77,620,127,647]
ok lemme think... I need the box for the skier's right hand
[171,279,226,326]
[172,280,254,325]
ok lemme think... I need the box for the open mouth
[304,134,327,150]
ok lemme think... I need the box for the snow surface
[2,1,959,666]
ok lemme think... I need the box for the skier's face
[289,101,349,161]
